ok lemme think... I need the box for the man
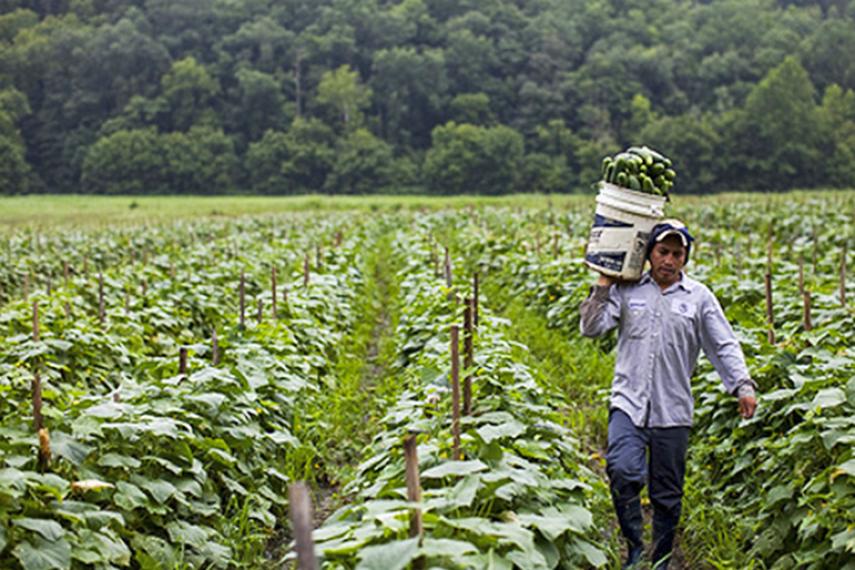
[580,219,757,569]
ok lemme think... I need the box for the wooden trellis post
[239,271,246,329]
[404,434,424,570]
[841,242,848,307]
[288,483,318,570]
[473,273,480,328]
[463,298,474,416]
[798,255,805,296]
[450,325,461,461]
[303,253,310,287]
[98,272,105,325]
[812,227,819,274]
[803,291,813,332]
[271,267,277,320]
[179,347,188,376]
[212,331,220,366]
[765,272,775,345]
[32,301,42,430]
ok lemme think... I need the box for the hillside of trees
[1,0,855,195]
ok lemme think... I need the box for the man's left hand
[738,396,757,419]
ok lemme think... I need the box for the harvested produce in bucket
[601,146,676,196]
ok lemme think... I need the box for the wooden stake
[288,483,319,570]
[23,271,30,300]
[812,227,819,273]
[303,254,310,287]
[98,272,105,325]
[239,271,246,329]
[765,272,775,345]
[841,242,848,307]
[803,291,812,331]
[316,245,323,270]
[33,370,43,432]
[463,298,474,416]
[38,426,50,471]
[33,300,40,342]
[473,273,480,328]
[553,234,559,259]
[444,247,452,289]
[403,435,424,543]
[212,331,220,366]
[271,267,277,320]
[179,347,188,376]
[451,325,461,461]
[257,298,263,323]
[798,255,805,295]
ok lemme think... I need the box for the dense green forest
[1,0,855,195]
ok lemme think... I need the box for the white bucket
[584,182,667,280]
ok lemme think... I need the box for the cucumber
[628,174,641,191]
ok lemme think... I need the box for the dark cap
[646,219,694,262]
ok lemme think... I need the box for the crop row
[311,219,608,569]
[0,216,367,569]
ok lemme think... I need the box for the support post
[288,483,318,570]
[451,325,461,461]
[765,272,775,345]
[463,299,474,416]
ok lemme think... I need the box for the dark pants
[606,409,690,569]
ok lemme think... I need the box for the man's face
[649,234,686,287]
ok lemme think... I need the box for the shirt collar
[641,270,694,293]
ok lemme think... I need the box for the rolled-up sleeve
[580,284,621,337]
[699,292,756,396]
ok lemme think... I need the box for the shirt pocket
[625,299,650,339]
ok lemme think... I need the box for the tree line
[1,0,854,195]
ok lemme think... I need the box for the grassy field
[0,194,582,229]
[3,190,850,229]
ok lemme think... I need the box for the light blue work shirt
[580,271,754,428]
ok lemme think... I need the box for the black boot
[651,512,679,569]
[615,497,643,569]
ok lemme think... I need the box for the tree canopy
[1,0,854,195]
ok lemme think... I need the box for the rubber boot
[651,512,679,569]
[615,497,643,569]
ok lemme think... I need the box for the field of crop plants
[0,191,852,569]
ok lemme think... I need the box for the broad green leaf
[812,388,846,410]
[356,537,420,570]
[166,521,210,549]
[50,432,92,466]
[831,459,855,482]
[476,420,526,443]
[139,479,177,504]
[13,537,71,570]
[421,460,487,479]
[98,453,142,469]
[420,538,478,557]
[113,481,148,510]
[13,518,66,541]
[571,538,608,567]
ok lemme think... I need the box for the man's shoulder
[681,274,717,302]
